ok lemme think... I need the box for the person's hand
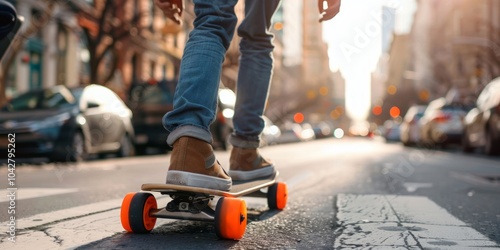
[155,0,183,25]
[318,0,341,22]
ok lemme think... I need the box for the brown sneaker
[229,147,275,181]
[166,136,232,191]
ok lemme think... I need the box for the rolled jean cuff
[167,125,213,146]
[229,134,260,148]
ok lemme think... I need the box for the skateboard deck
[141,171,278,198]
[121,171,287,240]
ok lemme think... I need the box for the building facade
[265,0,335,124]
[3,0,80,99]
[71,0,191,98]
[3,0,191,101]
[411,0,500,102]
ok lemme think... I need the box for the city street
[1,138,499,249]
[1,0,500,249]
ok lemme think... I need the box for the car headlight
[222,108,234,119]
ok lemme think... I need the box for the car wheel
[422,130,434,149]
[485,128,500,156]
[68,132,87,162]
[219,138,228,151]
[117,134,134,158]
[135,146,147,156]
[223,133,233,151]
[98,153,109,159]
[402,136,411,147]
[461,131,474,154]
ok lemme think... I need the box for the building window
[79,33,91,84]
[150,61,156,79]
[150,1,156,32]
[57,28,68,86]
[131,54,138,83]
[134,0,140,19]
[5,59,17,98]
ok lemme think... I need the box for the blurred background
[1,0,499,161]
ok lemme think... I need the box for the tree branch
[102,49,120,85]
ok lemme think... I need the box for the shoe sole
[166,170,232,191]
[229,166,275,181]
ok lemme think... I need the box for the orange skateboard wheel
[268,182,288,210]
[214,197,247,240]
[129,192,157,233]
[120,192,135,232]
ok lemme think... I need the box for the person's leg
[229,0,281,181]
[164,0,238,143]
[163,0,238,190]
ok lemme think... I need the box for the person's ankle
[228,146,274,181]
[166,136,231,190]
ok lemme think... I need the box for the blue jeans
[164,0,281,148]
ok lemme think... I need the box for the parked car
[312,122,333,139]
[419,98,472,147]
[300,123,316,141]
[128,80,235,152]
[275,123,304,144]
[210,87,236,150]
[260,116,281,146]
[0,85,135,162]
[382,120,401,142]
[128,80,174,154]
[462,77,500,155]
[400,105,427,146]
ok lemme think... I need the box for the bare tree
[72,0,147,85]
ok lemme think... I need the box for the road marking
[0,201,174,250]
[451,172,500,188]
[0,192,166,231]
[2,191,498,249]
[285,171,314,189]
[0,193,170,249]
[403,182,433,193]
[335,194,500,249]
[0,188,79,203]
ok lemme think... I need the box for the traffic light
[372,106,382,116]
[294,112,305,124]
[387,85,397,95]
[390,106,400,118]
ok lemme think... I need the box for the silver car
[419,98,472,147]
[260,116,282,146]
[400,105,427,146]
[462,78,500,155]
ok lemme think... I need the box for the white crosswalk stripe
[335,194,500,249]
[0,188,78,203]
[0,193,169,249]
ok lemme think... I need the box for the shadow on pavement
[76,221,238,250]
[76,208,283,250]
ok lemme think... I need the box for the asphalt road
[1,137,499,249]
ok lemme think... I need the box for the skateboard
[120,171,287,240]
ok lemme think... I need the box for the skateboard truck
[165,192,212,214]
[153,203,216,222]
